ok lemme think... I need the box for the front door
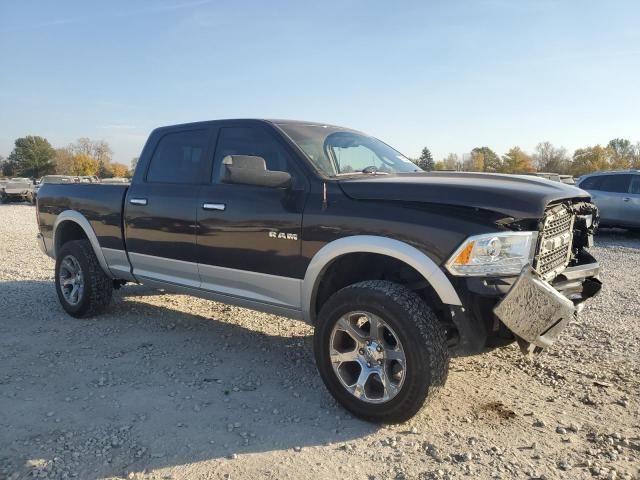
[125,127,214,287]
[589,174,631,226]
[196,124,308,309]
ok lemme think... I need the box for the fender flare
[53,210,114,279]
[301,235,462,323]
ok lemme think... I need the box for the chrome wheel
[59,255,84,306]
[329,311,406,404]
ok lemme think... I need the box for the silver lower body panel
[137,276,303,321]
[102,248,136,281]
[124,251,303,319]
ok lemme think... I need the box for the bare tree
[533,142,570,174]
[68,138,114,177]
[443,153,459,170]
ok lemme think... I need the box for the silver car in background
[577,170,640,231]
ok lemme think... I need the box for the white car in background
[1,177,35,204]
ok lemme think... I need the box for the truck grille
[534,204,575,280]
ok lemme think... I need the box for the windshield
[276,123,421,177]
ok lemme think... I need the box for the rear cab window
[146,129,210,184]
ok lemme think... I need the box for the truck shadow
[0,280,378,479]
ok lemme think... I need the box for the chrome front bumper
[493,264,600,350]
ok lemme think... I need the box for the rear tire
[55,239,113,318]
[314,280,449,423]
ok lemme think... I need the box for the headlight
[445,231,538,277]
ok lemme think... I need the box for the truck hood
[337,172,590,219]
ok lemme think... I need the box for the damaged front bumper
[493,263,601,352]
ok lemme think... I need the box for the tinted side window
[213,127,291,181]
[598,174,631,193]
[630,175,640,194]
[579,176,602,190]
[147,129,209,184]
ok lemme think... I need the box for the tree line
[0,135,132,179]
[413,138,640,176]
[3,134,639,180]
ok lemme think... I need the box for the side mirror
[222,155,292,188]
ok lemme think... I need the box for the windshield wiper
[333,168,391,177]
[333,171,390,177]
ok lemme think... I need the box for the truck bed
[37,183,129,251]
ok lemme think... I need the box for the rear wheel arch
[54,220,87,255]
[53,211,113,279]
[302,235,462,323]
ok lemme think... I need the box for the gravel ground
[0,203,638,480]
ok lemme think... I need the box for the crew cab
[36,119,601,422]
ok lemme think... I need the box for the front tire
[55,239,113,318]
[314,280,449,423]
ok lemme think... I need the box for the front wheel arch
[301,235,462,323]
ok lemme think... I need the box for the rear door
[195,123,308,309]
[124,127,214,287]
[622,174,640,228]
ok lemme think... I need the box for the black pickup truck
[36,119,601,422]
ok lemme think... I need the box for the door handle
[623,197,630,202]
[202,202,226,211]
[129,198,148,206]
